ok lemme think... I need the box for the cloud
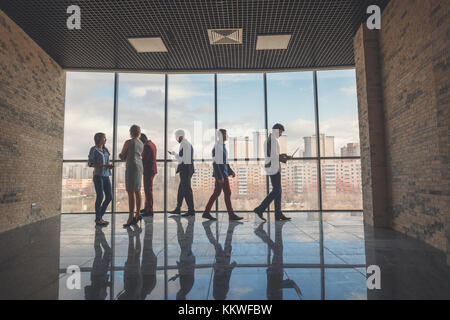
[320,114,360,151]
[339,85,357,96]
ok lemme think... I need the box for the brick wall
[0,9,65,233]
[354,26,389,228]
[354,0,449,256]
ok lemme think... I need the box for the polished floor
[0,212,449,300]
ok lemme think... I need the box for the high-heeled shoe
[123,217,136,228]
[134,215,143,223]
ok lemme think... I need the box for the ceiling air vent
[208,28,243,45]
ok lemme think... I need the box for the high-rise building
[341,143,360,156]
[303,134,335,157]
[253,131,266,159]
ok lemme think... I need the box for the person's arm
[212,146,224,181]
[229,165,235,177]
[119,140,130,161]
[88,147,103,168]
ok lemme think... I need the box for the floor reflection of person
[202,220,242,300]
[117,225,142,300]
[84,226,111,300]
[254,221,300,300]
[169,216,195,300]
[140,218,157,300]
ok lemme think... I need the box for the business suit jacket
[175,139,195,176]
[212,143,234,179]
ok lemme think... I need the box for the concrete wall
[354,0,449,257]
[0,9,65,233]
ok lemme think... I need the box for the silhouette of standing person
[140,218,157,300]
[169,216,196,300]
[254,221,301,300]
[202,129,243,221]
[84,226,111,300]
[254,124,292,221]
[117,225,142,300]
[168,129,195,217]
[202,220,242,300]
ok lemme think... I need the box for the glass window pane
[116,73,165,159]
[317,70,360,157]
[267,72,317,157]
[217,73,265,160]
[267,160,319,211]
[61,162,105,213]
[167,160,214,211]
[321,159,362,210]
[63,72,114,160]
[114,162,164,212]
[167,74,215,160]
[217,160,267,212]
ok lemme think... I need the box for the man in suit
[254,123,292,221]
[202,129,243,221]
[169,129,195,217]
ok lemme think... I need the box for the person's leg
[93,175,104,222]
[135,191,142,218]
[185,171,195,212]
[127,192,135,224]
[100,177,112,221]
[256,174,280,212]
[179,170,195,213]
[204,179,222,214]
[271,173,282,213]
[147,174,155,213]
[222,177,234,214]
[176,178,183,209]
[271,173,290,220]
[143,172,150,212]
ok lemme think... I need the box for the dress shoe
[253,207,266,221]
[202,212,217,221]
[228,213,243,221]
[182,211,196,217]
[275,212,291,221]
[169,208,181,215]
[95,220,109,227]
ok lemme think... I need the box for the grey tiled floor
[0,212,448,300]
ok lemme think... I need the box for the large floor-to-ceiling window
[61,69,364,300]
[62,69,362,214]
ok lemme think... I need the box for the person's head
[218,129,227,143]
[94,132,110,154]
[94,132,106,147]
[140,133,148,145]
[130,125,141,139]
[272,123,285,137]
[175,129,185,143]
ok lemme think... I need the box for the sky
[63,69,359,160]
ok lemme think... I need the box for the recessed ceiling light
[256,34,291,50]
[128,37,168,53]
